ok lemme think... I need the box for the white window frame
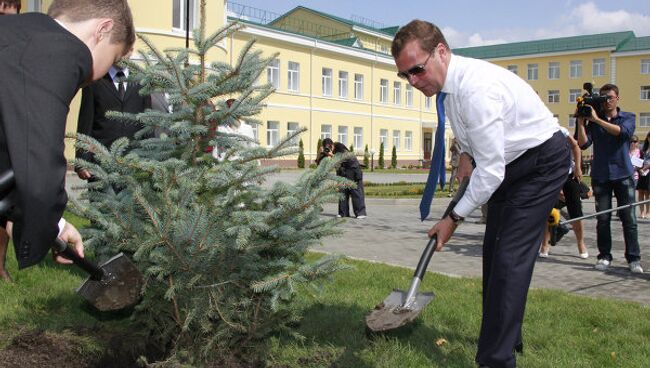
[548,62,560,80]
[267,121,279,147]
[337,126,348,146]
[353,127,363,149]
[568,115,577,128]
[354,73,364,100]
[570,60,582,79]
[641,86,650,100]
[320,124,332,140]
[507,65,518,74]
[338,71,348,98]
[592,58,605,77]
[393,81,401,105]
[569,89,582,103]
[173,0,198,32]
[642,59,650,74]
[548,90,560,104]
[267,59,280,89]
[287,122,299,144]
[405,131,413,151]
[380,79,388,103]
[379,129,388,146]
[392,130,401,151]
[28,0,42,11]
[424,96,432,110]
[287,61,300,92]
[322,68,332,96]
[405,85,413,107]
[527,64,538,80]
[639,113,650,127]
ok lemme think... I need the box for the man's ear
[95,18,115,43]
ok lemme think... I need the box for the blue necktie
[419,92,447,221]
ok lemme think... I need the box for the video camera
[574,82,607,119]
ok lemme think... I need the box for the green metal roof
[616,36,650,52]
[270,6,397,38]
[453,31,635,59]
[330,37,360,47]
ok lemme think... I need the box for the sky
[226,1,650,48]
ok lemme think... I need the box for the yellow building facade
[21,1,650,166]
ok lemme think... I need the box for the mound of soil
[0,329,99,368]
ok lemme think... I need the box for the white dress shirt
[442,54,560,217]
[108,65,129,91]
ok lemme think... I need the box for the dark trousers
[339,179,366,217]
[476,131,570,368]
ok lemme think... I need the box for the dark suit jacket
[75,72,151,168]
[0,13,92,268]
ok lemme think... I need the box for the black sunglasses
[397,51,433,80]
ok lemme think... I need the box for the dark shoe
[514,342,524,354]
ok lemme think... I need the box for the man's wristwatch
[449,210,464,225]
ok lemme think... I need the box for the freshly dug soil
[0,329,99,368]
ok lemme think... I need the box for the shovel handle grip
[53,238,104,281]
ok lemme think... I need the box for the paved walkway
[66,170,650,306]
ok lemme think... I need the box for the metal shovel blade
[76,253,144,312]
[365,289,435,332]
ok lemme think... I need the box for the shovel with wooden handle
[0,170,143,312]
[365,177,470,332]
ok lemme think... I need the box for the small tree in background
[391,145,397,169]
[349,144,354,153]
[297,138,305,168]
[378,142,385,169]
[363,144,369,169]
[316,137,322,163]
[71,3,347,365]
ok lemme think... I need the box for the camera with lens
[575,82,607,118]
[323,146,331,154]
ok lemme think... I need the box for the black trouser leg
[351,180,366,216]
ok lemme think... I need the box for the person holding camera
[332,142,366,219]
[315,138,334,165]
[576,84,642,274]
[392,20,570,368]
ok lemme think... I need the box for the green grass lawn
[2,209,645,367]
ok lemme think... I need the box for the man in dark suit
[0,0,135,270]
[75,62,152,182]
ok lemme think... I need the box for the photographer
[315,138,334,165]
[332,143,367,219]
[576,84,642,274]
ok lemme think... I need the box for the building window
[287,61,299,92]
[251,124,258,141]
[592,58,605,77]
[267,121,279,147]
[642,59,650,74]
[569,89,582,103]
[570,60,582,78]
[527,64,538,80]
[322,68,332,96]
[338,71,348,98]
[548,90,560,103]
[568,115,576,128]
[173,0,197,32]
[379,129,388,146]
[392,130,401,151]
[393,81,401,105]
[380,79,388,103]
[320,124,332,140]
[548,62,560,80]
[267,59,280,89]
[287,122,299,144]
[338,126,348,146]
[406,85,413,107]
[424,96,432,110]
[405,131,413,151]
[507,65,518,74]
[354,74,364,100]
[641,86,650,100]
[28,0,42,11]
[354,127,363,149]
[640,113,650,127]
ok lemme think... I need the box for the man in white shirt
[392,20,570,368]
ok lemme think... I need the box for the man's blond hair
[48,0,135,54]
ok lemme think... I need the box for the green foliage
[297,139,305,168]
[363,144,369,169]
[69,9,347,366]
[378,142,385,169]
[391,145,397,169]
[316,138,322,165]
[348,144,354,153]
